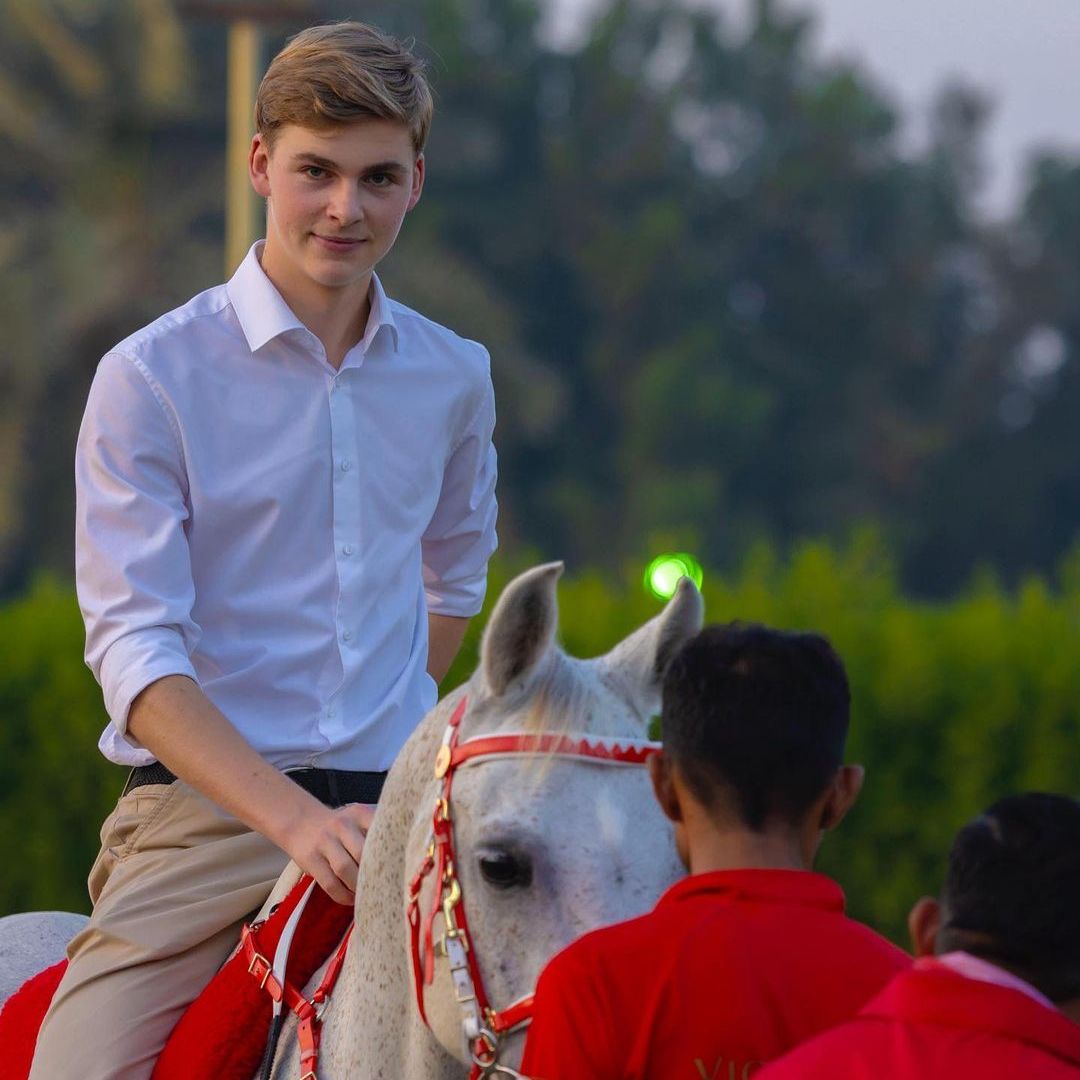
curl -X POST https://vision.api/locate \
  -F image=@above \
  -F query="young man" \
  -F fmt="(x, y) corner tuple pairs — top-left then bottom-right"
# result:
(757, 792), (1080, 1079)
(31, 22), (497, 1080)
(520, 623), (909, 1080)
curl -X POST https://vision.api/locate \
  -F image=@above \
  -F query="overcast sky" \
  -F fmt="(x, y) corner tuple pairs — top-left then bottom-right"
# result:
(544, 0), (1080, 218)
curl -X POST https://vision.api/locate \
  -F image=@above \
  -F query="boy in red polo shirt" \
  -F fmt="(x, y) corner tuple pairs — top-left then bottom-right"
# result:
(520, 623), (910, 1080)
(756, 792), (1080, 1080)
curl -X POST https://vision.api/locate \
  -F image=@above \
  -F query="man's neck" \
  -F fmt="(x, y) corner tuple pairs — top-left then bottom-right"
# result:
(296, 284), (372, 370)
(686, 826), (811, 875)
(259, 246), (372, 369)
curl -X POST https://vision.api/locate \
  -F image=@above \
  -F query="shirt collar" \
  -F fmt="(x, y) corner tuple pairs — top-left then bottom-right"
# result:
(362, 269), (399, 354)
(657, 868), (846, 913)
(226, 241), (399, 356)
(865, 959), (1080, 1065)
(937, 951), (1056, 1010)
(227, 242), (306, 353)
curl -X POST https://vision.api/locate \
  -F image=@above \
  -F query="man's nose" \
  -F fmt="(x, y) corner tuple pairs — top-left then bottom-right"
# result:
(327, 181), (363, 225)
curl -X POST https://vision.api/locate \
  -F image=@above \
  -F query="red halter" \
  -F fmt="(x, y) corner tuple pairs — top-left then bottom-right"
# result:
(406, 695), (661, 1078)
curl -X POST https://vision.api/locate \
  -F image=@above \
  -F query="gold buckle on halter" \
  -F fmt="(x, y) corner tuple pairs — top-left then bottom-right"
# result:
(443, 875), (462, 914)
(247, 951), (272, 991)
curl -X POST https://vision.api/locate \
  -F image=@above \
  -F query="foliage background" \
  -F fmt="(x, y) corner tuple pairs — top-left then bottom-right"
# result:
(4, 539), (1079, 944)
(0, 0), (1078, 943)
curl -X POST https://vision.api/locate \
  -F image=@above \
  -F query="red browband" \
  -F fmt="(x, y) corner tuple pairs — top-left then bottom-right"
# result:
(451, 732), (661, 769)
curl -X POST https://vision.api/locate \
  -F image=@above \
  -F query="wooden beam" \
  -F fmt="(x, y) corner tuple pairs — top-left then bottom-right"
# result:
(177, 1), (316, 274)
(225, 18), (262, 275)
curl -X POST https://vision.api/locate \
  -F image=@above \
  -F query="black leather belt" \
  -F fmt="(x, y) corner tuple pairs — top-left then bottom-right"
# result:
(122, 762), (387, 807)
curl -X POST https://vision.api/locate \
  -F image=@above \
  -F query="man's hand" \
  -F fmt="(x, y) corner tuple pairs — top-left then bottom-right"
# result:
(127, 677), (381, 906)
(279, 802), (376, 905)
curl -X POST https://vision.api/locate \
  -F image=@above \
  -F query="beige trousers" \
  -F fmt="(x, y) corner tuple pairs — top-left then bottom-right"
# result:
(29, 779), (290, 1080)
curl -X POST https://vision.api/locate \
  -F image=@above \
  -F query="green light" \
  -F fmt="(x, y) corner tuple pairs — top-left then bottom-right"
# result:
(644, 552), (704, 600)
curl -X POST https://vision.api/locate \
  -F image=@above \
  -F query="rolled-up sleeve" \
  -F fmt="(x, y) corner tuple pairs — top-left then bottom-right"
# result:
(421, 351), (498, 617)
(76, 352), (200, 742)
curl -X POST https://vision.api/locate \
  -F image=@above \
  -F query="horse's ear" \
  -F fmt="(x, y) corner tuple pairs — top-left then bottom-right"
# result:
(602, 577), (704, 718)
(480, 562), (563, 697)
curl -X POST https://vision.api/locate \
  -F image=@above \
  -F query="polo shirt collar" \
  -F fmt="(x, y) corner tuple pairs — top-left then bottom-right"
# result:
(658, 868), (846, 912)
(226, 241), (400, 356)
(864, 958), (1080, 1066)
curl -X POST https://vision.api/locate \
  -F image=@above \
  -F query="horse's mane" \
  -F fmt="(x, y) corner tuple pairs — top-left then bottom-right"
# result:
(519, 652), (594, 735)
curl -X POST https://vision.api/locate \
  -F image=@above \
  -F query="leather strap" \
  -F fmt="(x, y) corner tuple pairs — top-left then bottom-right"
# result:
(123, 764), (387, 806)
(242, 885), (354, 1080)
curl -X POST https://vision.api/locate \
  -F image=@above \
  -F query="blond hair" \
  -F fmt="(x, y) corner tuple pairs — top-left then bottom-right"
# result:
(255, 22), (433, 153)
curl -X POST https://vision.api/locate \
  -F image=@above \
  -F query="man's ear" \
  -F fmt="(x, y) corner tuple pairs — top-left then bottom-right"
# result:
(648, 752), (683, 824)
(249, 133), (272, 198)
(819, 764), (865, 832)
(908, 896), (942, 957)
(407, 152), (425, 212)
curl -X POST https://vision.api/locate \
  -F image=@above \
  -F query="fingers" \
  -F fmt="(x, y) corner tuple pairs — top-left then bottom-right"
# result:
(343, 801), (377, 832)
(284, 803), (380, 907)
(309, 855), (356, 906)
(332, 812), (367, 870)
(313, 805), (377, 904)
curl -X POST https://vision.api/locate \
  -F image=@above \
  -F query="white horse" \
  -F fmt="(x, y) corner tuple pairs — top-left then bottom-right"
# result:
(1, 562), (703, 1078)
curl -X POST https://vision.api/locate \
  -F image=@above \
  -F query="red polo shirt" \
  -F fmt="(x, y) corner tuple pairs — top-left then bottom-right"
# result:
(520, 869), (910, 1080)
(755, 958), (1080, 1079)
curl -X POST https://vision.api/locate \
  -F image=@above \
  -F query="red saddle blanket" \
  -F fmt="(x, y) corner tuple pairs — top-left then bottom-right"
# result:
(0, 876), (353, 1080)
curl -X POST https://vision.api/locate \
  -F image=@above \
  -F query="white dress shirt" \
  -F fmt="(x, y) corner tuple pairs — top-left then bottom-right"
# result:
(76, 242), (497, 771)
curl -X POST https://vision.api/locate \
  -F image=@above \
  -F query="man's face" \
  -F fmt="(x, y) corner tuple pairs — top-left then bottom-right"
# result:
(249, 119), (424, 298)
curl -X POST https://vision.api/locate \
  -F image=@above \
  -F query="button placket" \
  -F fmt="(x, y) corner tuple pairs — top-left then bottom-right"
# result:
(328, 373), (361, 658)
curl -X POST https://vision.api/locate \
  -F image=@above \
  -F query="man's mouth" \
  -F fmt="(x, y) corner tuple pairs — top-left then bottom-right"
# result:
(313, 234), (365, 249)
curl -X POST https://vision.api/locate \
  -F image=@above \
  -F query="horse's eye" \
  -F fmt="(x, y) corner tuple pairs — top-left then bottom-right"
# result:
(478, 850), (532, 890)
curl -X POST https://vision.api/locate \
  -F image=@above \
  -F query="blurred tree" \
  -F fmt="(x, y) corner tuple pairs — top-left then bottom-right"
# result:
(904, 152), (1080, 590)
(0, 0), (225, 594)
(1, 0), (1077, 598)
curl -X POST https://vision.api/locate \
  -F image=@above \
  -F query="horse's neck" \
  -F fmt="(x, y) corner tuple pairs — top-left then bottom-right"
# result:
(270, 698), (463, 1080)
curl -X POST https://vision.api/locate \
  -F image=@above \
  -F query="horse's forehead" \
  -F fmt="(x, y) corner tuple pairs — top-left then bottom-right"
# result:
(475, 657), (645, 736)
(457, 752), (665, 872)
(587, 665), (647, 728)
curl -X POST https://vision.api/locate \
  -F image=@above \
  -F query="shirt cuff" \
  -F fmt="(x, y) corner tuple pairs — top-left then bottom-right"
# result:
(425, 548), (497, 617)
(424, 584), (487, 618)
(98, 626), (199, 737)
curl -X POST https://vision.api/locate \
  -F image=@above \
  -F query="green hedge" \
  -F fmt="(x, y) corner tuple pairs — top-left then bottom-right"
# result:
(3, 535), (1079, 946)
(0, 578), (119, 915)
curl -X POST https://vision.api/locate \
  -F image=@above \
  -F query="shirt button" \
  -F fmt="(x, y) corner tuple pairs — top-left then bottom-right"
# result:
(342, 629), (353, 642)
(340, 459), (351, 472)
(327, 707), (336, 719)
(342, 544), (354, 556)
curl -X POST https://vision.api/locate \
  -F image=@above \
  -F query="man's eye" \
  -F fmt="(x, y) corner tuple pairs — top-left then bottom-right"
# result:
(303, 166), (327, 179)
(368, 173), (392, 187)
